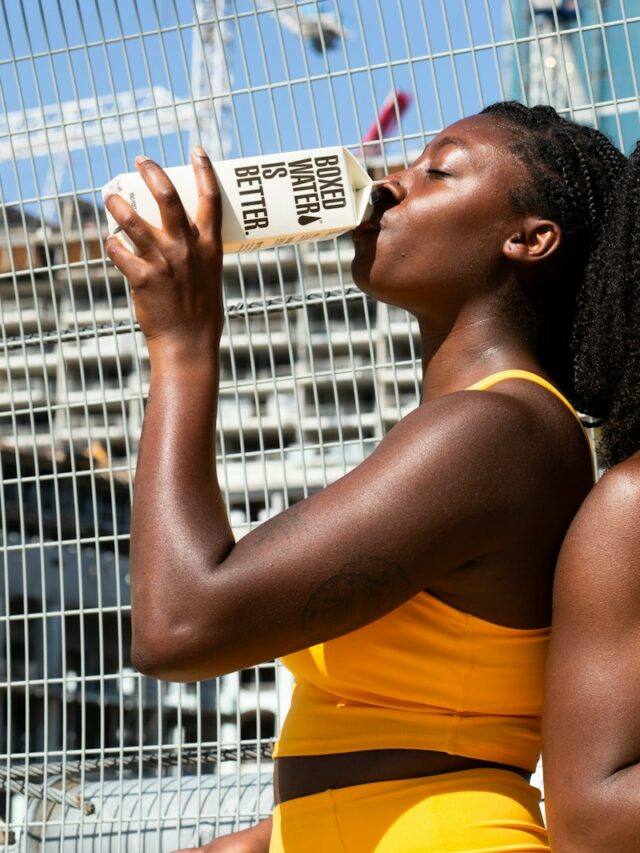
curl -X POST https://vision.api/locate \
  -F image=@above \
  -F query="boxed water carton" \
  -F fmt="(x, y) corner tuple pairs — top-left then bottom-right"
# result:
(102, 146), (382, 254)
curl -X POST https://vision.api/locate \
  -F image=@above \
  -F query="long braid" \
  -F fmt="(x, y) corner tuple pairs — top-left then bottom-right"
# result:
(574, 142), (640, 467)
(481, 102), (627, 403)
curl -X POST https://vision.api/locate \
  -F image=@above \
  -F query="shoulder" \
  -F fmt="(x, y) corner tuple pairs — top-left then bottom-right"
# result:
(554, 452), (640, 623)
(561, 452), (640, 555)
(365, 389), (572, 540)
(387, 387), (546, 449)
(590, 452), (640, 512)
(382, 387), (566, 479)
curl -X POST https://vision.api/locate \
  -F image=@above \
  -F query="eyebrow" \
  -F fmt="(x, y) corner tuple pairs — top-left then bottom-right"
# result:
(429, 136), (470, 155)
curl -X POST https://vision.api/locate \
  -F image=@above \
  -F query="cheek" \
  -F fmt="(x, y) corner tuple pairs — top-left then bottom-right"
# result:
(424, 196), (506, 270)
(352, 188), (506, 297)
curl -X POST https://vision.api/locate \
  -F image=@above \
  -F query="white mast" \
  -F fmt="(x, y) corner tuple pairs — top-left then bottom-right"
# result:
(190, 0), (234, 160)
(528, 1), (587, 110)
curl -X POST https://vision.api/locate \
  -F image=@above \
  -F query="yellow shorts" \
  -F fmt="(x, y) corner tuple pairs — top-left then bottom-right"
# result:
(269, 768), (549, 852)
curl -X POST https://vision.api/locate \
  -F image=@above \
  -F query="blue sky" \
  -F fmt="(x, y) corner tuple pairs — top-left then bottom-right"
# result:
(0, 1), (638, 218)
(0, 0), (511, 213)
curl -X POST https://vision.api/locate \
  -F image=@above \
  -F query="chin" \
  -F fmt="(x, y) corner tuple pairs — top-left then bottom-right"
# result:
(350, 261), (385, 304)
(351, 248), (421, 312)
(351, 244), (387, 296)
(350, 254), (371, 290)
(351, 271), (397, 310)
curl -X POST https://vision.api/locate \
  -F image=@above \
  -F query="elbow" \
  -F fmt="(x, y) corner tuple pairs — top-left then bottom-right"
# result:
(547, 792), (638, 853)
(130, 641), (180, 681)
(550, 823), (622, 853)
(547, 814), (600, 853)
(130, 625), (236, 682)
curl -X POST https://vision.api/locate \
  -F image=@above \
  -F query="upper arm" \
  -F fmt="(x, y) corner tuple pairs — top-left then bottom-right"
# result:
(162, 391), (556, 678)
(543, 458), (640, 846)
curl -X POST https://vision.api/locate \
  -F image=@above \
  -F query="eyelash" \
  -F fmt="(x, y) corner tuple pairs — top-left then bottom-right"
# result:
(426, 169), (449, 178)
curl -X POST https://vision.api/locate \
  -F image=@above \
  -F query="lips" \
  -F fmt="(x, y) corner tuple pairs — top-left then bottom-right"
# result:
(352, 206), (384, 240)
(352, 219), (380, 241)
(352, 185), (398, 242)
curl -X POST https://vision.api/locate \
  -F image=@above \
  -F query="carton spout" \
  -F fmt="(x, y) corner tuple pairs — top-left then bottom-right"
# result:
(355, 180), (386, 226)
(368, 180), (386, 208)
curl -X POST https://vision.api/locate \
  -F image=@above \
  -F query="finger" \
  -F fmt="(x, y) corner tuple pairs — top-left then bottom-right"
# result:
(192, 146), (222, 242)
(135, 155), (193, 237)
(105, 194), (159, 257)
(105, 235), (149, 283)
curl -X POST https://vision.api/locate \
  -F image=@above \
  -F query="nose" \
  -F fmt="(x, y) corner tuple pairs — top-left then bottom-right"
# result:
(371, 174), (407, 207)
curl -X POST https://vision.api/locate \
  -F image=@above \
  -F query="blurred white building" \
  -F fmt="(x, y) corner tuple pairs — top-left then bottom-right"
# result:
(0, 168), (422, 834)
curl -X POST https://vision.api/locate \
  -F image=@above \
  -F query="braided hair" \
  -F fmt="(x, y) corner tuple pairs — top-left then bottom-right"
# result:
(480, 102), (627, 403)
(573, 142), (640, 467)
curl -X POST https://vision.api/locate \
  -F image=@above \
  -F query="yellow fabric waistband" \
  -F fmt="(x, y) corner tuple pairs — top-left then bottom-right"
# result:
(270, 769), (549, 852)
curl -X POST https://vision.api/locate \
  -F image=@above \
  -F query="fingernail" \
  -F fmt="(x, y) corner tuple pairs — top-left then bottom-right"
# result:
(135, 154), (150, 165)
(194, 145), (207, 158)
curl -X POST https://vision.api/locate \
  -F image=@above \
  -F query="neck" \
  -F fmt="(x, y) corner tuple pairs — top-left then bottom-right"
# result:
(417, 300), (545, 403)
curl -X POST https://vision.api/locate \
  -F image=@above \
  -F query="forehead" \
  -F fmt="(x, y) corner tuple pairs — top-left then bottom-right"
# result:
(434, 114), (511, 149)
(425, 114), (524, 176)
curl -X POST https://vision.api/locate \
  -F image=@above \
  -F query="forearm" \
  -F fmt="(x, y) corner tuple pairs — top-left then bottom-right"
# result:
(174, 815), (273, 852)
(248, 816), (273, 850)
(130, 348), (234, 675)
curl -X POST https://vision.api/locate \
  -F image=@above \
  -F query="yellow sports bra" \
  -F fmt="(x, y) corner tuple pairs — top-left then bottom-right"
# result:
(274, 371), (591, 772)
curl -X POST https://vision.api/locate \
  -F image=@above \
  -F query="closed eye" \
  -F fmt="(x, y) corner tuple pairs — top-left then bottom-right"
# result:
(426, 169), (449, 179)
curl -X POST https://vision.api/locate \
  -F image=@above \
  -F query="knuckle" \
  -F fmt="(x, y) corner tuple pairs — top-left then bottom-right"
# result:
(159, 256), (173, 276)
(159, 185), (180, 206)
(123, 213), (140, 232)
(201, 186), (219, 202)
(170, 245), (189, 266)
(135, 269), (152, 289)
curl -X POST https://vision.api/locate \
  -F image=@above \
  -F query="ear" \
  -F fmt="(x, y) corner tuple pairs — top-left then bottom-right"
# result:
(502, 218), (562, 264)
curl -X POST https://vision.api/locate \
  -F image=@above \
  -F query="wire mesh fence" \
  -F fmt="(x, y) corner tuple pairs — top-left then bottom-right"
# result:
(0, 0), (638, 849)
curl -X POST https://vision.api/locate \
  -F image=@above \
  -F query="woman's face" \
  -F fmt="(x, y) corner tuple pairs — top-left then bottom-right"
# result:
(351, 114), (528, 323)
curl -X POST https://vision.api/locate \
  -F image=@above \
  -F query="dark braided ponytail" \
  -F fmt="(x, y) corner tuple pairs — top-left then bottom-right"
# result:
(574, 142), (640, 467)
(480, 102), (626, 403)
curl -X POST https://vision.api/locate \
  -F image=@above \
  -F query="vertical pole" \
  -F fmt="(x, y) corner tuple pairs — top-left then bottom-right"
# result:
(191, 0), (233, 160)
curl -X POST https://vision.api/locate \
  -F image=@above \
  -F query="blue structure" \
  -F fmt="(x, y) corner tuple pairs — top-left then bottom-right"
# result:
(506, 0), (640, 153)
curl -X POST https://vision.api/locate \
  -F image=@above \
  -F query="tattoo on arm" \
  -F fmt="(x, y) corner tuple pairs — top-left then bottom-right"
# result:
(302, 555), (410, 644)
